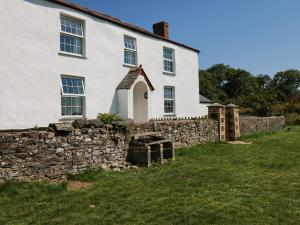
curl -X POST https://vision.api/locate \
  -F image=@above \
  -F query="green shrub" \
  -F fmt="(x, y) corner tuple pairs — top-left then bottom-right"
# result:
(239, 107), (254, 115)
(97, 113), (121, 124)
(285, 113), (300, 125)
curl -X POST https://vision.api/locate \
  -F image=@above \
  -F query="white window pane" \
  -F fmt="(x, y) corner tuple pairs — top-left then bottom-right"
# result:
(164, 87), (173, 99)
(164, 87), (175, 113)
(62, 86), (68, 94)
(61, 77), (84, 95)
(67, 86), (74, 94)
(66, 78), (72, 85)
(163, 48), (173, 60)
(61, 96), (83, 116)
(61, 97), (66, 106)
(163, 48), (174, 73)
(66, 107), (72, 116)
(61, 107), (66, 116)
(164, 60), (173, 72)
(124, 50), (136, 65)
(124, 36), (136, 50)
(66, 97), (72, 105)
(164, 100), (174, 113)
(79, 87), (84, 94)
(61, 17), (83, 36)
(60, 34), (82, 54)
(73, 87), (79, 94)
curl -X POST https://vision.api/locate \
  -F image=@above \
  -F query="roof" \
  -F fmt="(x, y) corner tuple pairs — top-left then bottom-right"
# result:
(47, 0), (199, 53)
(199, 94), (213, 103)
(117, 65), (155, 91)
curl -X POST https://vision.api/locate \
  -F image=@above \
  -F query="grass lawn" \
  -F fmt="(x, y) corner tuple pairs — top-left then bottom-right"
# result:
(1, 127), (300, 225)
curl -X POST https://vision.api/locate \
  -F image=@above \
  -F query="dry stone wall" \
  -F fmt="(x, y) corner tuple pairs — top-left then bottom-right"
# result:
(0, 122), (130, 183)
(239, 116), (285, 136)
(133, 119), (219, 148)
(0, 118), (218, 182)
(0, 116), (285, 182)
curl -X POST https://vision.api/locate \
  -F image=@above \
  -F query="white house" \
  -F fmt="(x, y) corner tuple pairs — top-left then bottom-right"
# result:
(0, 0), (207, 130)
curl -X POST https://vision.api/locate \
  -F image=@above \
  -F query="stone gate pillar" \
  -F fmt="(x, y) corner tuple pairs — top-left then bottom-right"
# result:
(208, 103), (226, 141)
(225, 104), (240, 141)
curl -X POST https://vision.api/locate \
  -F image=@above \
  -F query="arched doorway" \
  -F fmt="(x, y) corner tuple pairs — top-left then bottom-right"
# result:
(133, 81), (148, 123)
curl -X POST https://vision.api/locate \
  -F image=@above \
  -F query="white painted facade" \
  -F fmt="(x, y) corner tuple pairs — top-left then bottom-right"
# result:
(0, 0), (207, 129)
(199, 103), (211, 116)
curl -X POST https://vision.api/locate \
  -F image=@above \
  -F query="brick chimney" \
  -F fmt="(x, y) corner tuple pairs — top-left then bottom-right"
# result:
(152, 21), (169, 39)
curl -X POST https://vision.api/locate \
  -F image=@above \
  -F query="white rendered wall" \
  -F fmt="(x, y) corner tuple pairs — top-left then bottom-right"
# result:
(199, 103), (210, 116)
(117, 90), (128, 119)
(0, 0), (202, 129)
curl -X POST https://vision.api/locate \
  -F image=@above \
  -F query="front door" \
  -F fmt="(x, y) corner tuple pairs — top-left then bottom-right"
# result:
(133, 81), (148, 123)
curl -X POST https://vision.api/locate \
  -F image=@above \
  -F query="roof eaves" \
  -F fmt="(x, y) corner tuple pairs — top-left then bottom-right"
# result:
(199, 94), (213, 103)
(47, 0), (200, 53)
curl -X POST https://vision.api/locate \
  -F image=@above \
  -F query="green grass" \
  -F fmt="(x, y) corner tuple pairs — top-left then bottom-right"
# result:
(1, 127), (300, 225)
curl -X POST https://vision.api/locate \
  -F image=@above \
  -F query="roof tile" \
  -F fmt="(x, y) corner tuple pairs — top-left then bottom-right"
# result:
(117, 66), (154, 91)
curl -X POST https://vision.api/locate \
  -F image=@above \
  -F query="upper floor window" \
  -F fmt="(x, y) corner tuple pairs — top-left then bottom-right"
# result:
(163, 47), (175, 73)
(124, 36), (137, 66)
(164, 86), (175, 114)
(61, 76), (85, 116)
(60, 16), (84, 55)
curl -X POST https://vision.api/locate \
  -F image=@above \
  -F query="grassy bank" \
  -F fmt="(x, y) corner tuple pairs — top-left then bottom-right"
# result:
(1, 127), (300, 225)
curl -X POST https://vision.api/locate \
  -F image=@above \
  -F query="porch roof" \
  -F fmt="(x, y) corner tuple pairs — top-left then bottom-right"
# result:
(117, 66), (155, 91)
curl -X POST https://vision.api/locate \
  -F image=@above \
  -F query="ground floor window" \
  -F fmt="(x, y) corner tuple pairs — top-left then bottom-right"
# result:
(164, 86), (175, 114)
(61, 76), (85, 116)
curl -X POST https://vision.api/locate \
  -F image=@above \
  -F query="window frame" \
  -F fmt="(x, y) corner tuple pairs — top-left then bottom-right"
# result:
(60, 75), (86, 118)
(123, 35), (137, 67)
(163, 47), (175, 74)
(59, 15), (85, 57)
(163, 86), (176, 115)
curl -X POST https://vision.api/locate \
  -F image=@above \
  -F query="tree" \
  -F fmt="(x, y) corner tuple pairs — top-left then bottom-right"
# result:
(198, 65), (300, 117)
(271, 70), (300, 101)
(198, 69), (227, 103)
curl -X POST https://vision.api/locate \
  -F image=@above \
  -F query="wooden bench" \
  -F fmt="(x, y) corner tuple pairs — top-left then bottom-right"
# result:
(128, 139), (175, 167)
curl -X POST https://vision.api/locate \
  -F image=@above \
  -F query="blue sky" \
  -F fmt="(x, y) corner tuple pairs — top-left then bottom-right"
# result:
(69, 0), (300, 76)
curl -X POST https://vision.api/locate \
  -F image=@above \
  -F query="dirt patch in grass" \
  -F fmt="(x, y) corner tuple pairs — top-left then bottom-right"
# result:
(67, 181), (93, 191)
(227, 140), (252, 145)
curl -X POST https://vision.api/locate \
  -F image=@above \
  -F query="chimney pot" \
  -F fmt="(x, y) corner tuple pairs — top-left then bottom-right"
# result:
(152, 21), (169, 39)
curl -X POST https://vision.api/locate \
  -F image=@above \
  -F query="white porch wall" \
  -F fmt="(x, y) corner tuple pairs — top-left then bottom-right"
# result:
(0, 0), (203, 129)
(117, 89), (128, 119)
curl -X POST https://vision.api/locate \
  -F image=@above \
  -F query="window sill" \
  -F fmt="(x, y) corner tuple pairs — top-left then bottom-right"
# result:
(163, 114), (176, 117)
(163, 71), (176, 76)
(58, 52), (87, 59)
(59, 116), (84, 121)
(123, 63), (137, 68)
